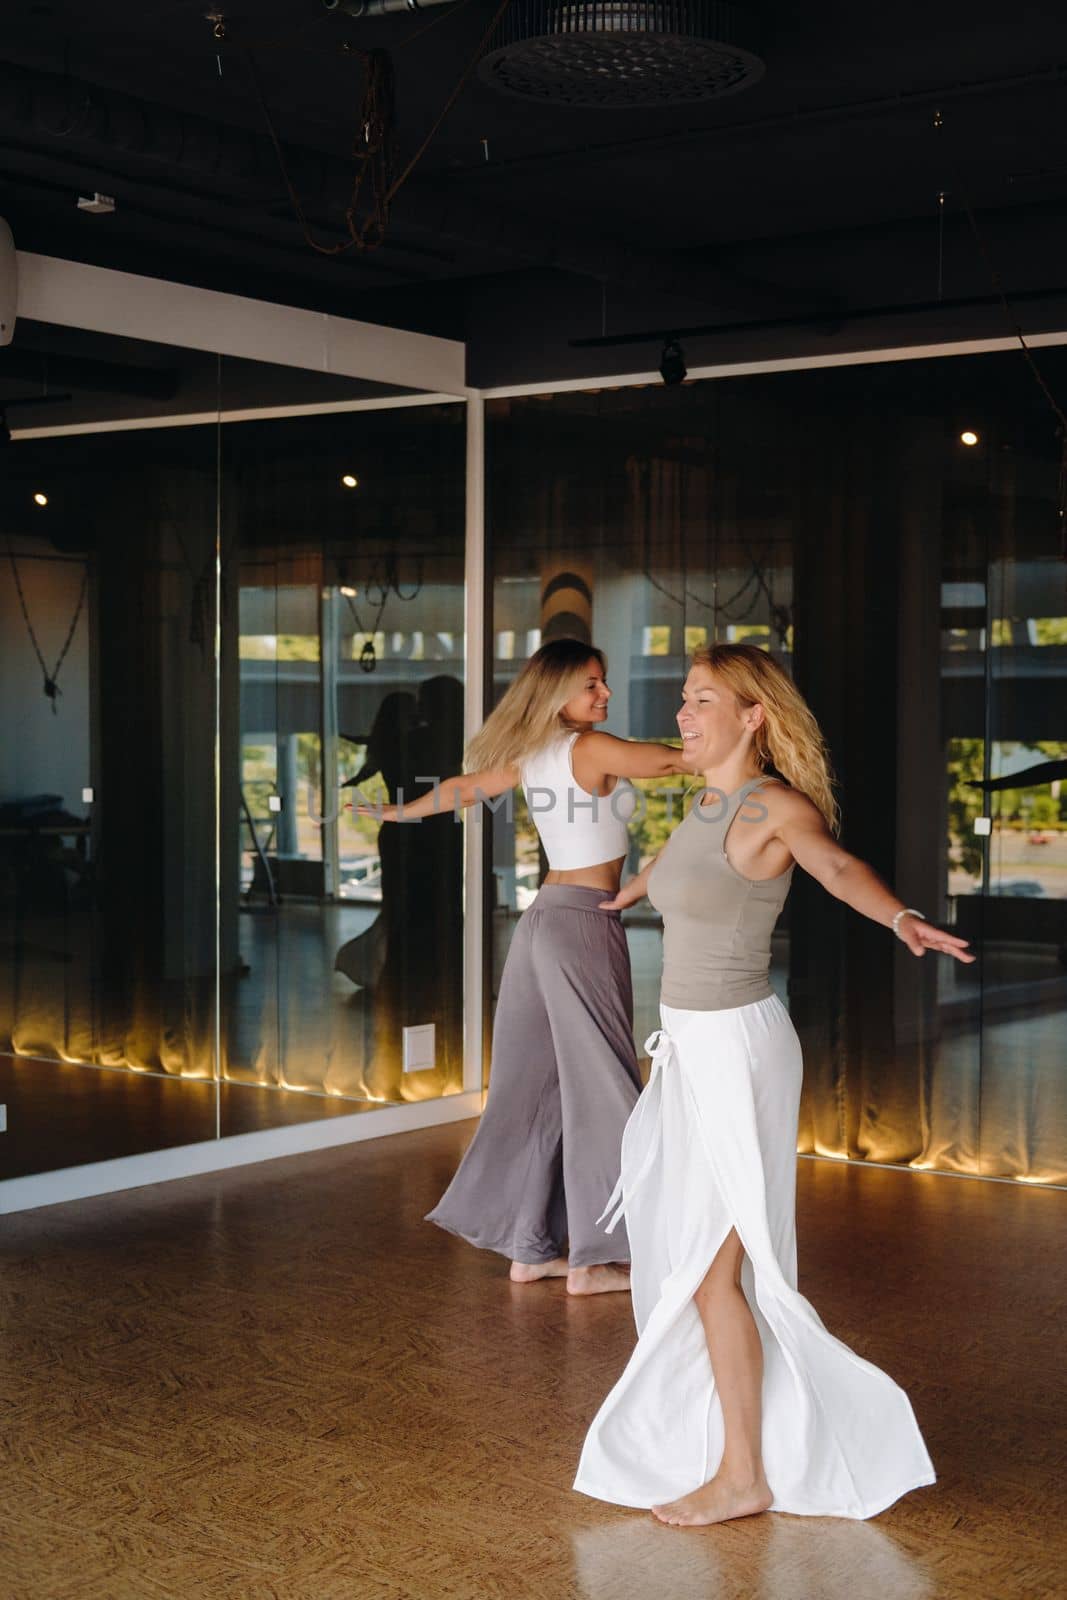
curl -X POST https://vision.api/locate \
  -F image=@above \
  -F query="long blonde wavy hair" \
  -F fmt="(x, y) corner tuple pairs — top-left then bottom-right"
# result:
(465, 638), (607, 772)
(692, 643), (840, 835)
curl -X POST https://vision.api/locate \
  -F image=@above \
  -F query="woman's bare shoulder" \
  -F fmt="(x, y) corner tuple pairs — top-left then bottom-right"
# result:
(749, 780), (822, 824)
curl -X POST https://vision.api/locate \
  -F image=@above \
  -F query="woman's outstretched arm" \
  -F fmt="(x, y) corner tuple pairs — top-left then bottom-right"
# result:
(350, 765), (519, 823)
(572, 731), (688, 790)
(774, 791), (975, 963)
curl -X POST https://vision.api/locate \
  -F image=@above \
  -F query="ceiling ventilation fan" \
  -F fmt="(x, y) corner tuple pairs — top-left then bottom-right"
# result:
(478, 0), (765, 107)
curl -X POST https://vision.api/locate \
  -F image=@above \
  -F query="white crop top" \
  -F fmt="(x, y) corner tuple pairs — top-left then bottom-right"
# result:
(520, 732), (637, 870)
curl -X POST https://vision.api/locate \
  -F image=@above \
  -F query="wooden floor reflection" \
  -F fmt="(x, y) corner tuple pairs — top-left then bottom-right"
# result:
(2, 1122), (1064, 1599)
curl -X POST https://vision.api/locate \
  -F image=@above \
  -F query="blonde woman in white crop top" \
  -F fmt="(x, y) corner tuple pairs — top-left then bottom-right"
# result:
(357, 638), (687, 1295)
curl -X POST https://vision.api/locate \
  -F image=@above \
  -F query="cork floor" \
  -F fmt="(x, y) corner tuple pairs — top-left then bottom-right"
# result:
(1, 1123), (1064, 1600)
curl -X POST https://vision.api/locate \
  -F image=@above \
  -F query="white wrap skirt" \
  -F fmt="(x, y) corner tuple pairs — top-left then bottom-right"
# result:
(574, 994), (936, 1519)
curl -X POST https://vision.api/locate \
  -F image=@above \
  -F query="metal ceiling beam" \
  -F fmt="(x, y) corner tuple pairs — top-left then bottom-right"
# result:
(15, 251), (466, 394)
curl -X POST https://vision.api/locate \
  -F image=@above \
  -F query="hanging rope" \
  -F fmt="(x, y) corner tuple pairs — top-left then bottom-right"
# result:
(341, 551), (424, 672)
(245, 48), (393, 255)
(342, 584), (389, 673)
(5, 543), (88, 712)
(381, 0), (511, 207)
(364, 550), (424, 605)
(345, 49), (395, 251)
(246, 0), (512, 258)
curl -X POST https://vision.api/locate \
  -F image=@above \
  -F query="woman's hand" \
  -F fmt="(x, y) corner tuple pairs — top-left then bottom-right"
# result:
(350, 800), (402, 823)
(600, 863), (655, 911)
(896, 915), (975, 963)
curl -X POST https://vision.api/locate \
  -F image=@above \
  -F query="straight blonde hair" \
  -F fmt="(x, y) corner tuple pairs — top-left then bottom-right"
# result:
(692, 643), (840, 834)
(465, 639), (606, 772)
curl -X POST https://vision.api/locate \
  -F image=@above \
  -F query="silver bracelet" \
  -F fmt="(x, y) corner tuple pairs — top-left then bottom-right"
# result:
(891, 907), (926, 938)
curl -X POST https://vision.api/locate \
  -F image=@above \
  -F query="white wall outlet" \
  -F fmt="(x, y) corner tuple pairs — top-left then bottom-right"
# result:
(77, 192), (116, 214)
(0, 1104), (7, 1133)
(973, 816), (992, 836)
(82, 787), (94, 804)
(402, 1023), (435, 1074)
(268, 795), (283, 813)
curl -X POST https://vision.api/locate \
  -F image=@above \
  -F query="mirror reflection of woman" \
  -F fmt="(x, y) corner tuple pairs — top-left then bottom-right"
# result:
(576, 643), (973, 1522)
(339, 681), (466, 1096)
(359, 638), (687, 1295)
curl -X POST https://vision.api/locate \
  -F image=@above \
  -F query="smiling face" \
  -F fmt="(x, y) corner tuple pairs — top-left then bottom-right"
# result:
(560, 657), (611, 727)
(677, 663), (762, 769)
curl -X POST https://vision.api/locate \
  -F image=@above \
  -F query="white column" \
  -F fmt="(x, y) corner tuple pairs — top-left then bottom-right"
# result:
(463, 395), (486, 1096)
(319, 586), (341, 899)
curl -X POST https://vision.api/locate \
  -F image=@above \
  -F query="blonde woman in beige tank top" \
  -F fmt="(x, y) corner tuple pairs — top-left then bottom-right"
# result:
(575, 644), (973, 1524)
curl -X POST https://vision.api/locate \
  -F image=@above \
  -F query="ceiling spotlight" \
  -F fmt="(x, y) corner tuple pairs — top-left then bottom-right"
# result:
(33, 491), (48, 506)
(659, 339), (687, 387)
(341, 473), (359, 488)
(960, 430), (979, 447)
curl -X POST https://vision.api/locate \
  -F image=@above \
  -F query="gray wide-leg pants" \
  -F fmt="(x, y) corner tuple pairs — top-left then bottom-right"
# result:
(426, 885), (642, 1268)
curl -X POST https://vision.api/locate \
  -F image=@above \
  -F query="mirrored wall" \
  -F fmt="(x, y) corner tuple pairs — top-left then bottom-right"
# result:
(4, 308), (1064, 1189)
(485, 387), (793, 1060)
(219, 389), (467, 1136)
(0, 315), (467, 1179)
(487, 353), (1067, 1185)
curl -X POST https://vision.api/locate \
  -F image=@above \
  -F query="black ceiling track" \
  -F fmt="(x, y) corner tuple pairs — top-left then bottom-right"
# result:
(570, 285), (1067, 349)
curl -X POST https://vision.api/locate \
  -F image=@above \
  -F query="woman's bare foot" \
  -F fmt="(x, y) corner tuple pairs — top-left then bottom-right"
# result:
(509, 1258), (569, 1283)
(651, 1472), (772, 1527)
(566, 1263), (632, 1296)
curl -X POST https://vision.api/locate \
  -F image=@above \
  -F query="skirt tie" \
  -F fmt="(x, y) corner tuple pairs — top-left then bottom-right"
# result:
(598, 1028), (677, 1235)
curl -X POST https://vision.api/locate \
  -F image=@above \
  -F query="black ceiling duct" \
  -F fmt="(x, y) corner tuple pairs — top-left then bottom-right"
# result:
(478, 0), (765, 107)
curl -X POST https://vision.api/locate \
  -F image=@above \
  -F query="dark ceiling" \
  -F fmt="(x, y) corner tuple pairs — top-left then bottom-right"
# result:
(3, 1), (1067, 385)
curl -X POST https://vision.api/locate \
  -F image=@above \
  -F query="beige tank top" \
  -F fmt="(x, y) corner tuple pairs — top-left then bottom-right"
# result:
(647, 778), (793, 1012)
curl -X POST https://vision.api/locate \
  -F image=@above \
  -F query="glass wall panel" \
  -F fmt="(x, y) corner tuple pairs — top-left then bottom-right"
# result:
(931, 370), (1067, 1182)
(928, 425), (989, 1175)
(486, 386), (793, 1078)
(487, 353), (1067, 1185)
(1, 319), (468, 1178)
(6, 301), (1063, 1188)
(0, 322), (222, 1175)
(970, 413), (1066, 1180)
(218, 390), (467, 1135)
